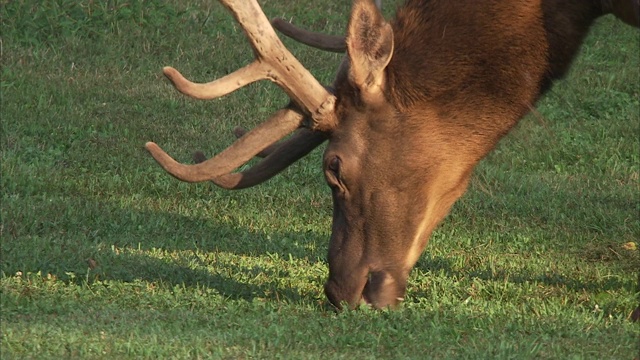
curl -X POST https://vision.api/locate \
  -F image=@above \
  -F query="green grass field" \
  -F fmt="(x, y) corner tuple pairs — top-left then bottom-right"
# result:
(1, 1), (638, 358)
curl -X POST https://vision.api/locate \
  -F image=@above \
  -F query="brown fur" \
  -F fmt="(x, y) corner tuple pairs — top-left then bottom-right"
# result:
(322, 0), (638, 309)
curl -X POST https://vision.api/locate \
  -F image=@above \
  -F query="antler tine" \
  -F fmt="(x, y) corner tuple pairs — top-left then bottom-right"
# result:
(192, 126), (277, 161)
(231, 127), (279, 158)
(209, 129), (328, 189)
(271, 18), (346, 53)
(163, 63), (265, 100)
(146, 108), (303, 183)
(269, 0), (382, 53)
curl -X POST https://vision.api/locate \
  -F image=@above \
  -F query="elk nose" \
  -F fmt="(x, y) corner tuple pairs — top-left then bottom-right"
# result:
(362, 270), (408, 309)
(324, 276), (368, 310)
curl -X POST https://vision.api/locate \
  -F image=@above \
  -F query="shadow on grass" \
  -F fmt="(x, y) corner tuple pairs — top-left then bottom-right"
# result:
(1, 191), (327, 303)
(414, 254), (635, 295)
(106, 251), (307, 303)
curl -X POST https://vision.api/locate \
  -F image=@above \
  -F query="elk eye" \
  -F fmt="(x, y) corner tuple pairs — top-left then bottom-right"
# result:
(325, 155), (343, 189)
(328, 156), (341, 175)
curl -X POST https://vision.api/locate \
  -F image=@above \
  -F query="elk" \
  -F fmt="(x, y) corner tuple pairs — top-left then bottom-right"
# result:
(145, 0), (639, 309)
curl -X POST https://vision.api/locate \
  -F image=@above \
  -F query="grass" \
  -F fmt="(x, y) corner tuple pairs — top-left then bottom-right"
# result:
(1, 0), (639, 358)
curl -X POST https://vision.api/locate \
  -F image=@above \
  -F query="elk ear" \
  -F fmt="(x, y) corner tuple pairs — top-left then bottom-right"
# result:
(346, 0), (394, 96)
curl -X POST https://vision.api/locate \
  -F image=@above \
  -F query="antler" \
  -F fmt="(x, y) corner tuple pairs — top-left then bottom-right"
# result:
(146, 0), (337, 183)
(269, 0), (382, 53)
(197, 129), (328, 189)
(272, 18), (346, 52)
(146, 108), (304, 183)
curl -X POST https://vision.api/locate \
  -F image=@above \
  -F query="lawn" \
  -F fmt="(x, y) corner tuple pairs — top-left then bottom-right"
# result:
(1, 0), (638, 359)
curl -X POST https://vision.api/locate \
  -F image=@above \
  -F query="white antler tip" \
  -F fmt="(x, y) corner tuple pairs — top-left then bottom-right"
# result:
(145, 142), (157, 150)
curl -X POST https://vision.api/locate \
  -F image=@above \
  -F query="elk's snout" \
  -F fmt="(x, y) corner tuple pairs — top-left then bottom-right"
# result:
(324, 269), (408, 310)
(362, 271), (407, 308)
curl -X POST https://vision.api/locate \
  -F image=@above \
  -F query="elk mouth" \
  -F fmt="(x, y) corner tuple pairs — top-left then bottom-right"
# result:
(326, 270), (407, 310)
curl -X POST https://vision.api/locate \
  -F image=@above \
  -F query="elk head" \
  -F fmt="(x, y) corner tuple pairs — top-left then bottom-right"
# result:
(145, 0), (638, 309)
(147, 0), (428, 309)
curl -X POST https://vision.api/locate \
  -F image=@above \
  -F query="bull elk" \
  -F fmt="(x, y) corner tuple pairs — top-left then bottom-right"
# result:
(144, 0), (639, 309)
